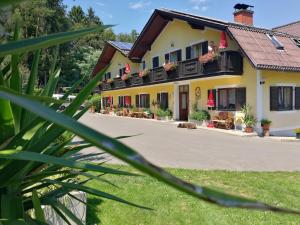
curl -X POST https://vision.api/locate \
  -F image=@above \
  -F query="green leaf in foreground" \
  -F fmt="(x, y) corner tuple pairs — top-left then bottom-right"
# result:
(0, 86), (299, 215)
(0, 25), (112, 57)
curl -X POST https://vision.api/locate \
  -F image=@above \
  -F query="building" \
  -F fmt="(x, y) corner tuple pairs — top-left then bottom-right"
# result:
(93, 4), (300, 136)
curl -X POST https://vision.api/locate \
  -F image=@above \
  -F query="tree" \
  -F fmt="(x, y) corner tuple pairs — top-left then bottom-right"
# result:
(68, 5), (86, 25)
(117, 29), (139, 43)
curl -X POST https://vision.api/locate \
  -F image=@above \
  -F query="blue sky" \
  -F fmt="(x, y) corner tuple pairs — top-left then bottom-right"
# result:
(63, 0), (300, 33)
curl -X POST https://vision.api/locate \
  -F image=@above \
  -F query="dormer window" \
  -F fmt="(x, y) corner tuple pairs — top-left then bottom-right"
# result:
(293, 38), (300, 48)
(267, 34), (284, 50)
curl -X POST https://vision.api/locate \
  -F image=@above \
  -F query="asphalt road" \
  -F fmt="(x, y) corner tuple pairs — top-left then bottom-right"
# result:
(79, 113), (300, 171)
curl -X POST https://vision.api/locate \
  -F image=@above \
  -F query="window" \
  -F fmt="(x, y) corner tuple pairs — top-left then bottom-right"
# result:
(152, 57), (159, 68)
(293, 38), (300, 48)
(142, 60), (146, 70)
(296, 87), (300, 110)
(217, 88), (246, 111)
(267, 34), (284, 50)
(118, 96), (131, 108)
(186, 41), (208, 60)
(270, 86), (293, 111)
(157, 92), (168, 110)
(119, 67), (126, 77)
(103, 96), (113, 108)
(104, 72), (111, 80)
(165, 49), (182, 63)
(135, 94), (150, 108)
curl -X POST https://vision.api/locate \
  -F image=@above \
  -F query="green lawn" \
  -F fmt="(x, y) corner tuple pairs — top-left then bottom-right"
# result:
(86, 166), (300, 225)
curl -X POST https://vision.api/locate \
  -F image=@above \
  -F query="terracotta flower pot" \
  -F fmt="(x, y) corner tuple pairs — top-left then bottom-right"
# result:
(262, 124), (270, 136)
(245, 127), (253, 133)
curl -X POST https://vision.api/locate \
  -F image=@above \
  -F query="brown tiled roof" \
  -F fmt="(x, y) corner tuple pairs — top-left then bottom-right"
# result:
(228, 24), (300, 72)
(273, 21), (300, 37)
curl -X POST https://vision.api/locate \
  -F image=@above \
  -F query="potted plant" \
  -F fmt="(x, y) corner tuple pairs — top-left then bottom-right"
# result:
(106, 78), (113, 84)
(163, 62), (177, 73)
(88, 94), (101, 113)
(151, 100), (159, 119)
(121, 73), (131, 81)
(156, 108), (172, 121)
(139, 69), (150, 78)
(261, 119), (272, 136)
(189, 110), (211, 127)
(294, 128), (300, 139)
(242, 105), (257, 133)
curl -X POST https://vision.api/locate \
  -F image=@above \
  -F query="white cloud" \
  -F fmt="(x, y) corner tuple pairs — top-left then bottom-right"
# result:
(95, 1), (105, 7)
(189, 0), (209, 12)
(129, 1), (151, 10)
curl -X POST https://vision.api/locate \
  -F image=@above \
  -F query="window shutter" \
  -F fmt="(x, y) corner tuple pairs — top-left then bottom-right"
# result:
(136, 95), (139, 108)
(152, 57), (159, 68)
(163, 93), (168, 110)
(295, 87), (300, 110)
(202, 41), (208, 55)
(165, 54), (169, 63)
(207, 89), (216, 110)
(146, 94), (150, 108)
(270, 87), (279, 111)
(177, 50), (182, 62)
(236, 88), (246, 111)
(157, 93), (160, 105)
(186, 46), (192, 60)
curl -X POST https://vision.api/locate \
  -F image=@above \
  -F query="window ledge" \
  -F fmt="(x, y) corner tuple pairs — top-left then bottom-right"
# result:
(272, 110), (298, 114)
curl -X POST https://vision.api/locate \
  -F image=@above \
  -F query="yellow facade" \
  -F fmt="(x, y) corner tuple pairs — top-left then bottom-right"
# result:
(262, 70), (300, 132)
(106, 51), (139, 78)
(142, 19), (238, 69)
(101, 18), (300, 136)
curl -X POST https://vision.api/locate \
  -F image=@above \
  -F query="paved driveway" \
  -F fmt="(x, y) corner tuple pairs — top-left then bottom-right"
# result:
(79, 113), (300, 171)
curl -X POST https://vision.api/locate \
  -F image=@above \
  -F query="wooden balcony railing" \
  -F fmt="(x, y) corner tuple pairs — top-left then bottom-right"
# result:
(100, 50), (243, 91)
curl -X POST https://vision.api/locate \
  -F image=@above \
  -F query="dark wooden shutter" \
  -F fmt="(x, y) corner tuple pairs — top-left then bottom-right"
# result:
(157, 93), (161, 105)
(186, 46), (191, 60)
(152, 57), (159, 68)
(177, 50), (182, 62)
(146, 94), (150, 108)
(135, 95), (139, 108)
(165, 54), (169, 63)
(207, 89), (216, 110)
(236, 88), (246, 111)
(162, 93), (168, 110)
(270, 87), (279, 111)
(295, 87), (300, 110)
(202, 41), (208, 55)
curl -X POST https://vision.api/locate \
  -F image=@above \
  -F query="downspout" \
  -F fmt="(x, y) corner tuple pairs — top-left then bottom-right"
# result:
(256, 69), (263, 133)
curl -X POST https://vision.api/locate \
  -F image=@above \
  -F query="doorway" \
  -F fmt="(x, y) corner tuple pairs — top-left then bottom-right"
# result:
(179, 85), (189, 121)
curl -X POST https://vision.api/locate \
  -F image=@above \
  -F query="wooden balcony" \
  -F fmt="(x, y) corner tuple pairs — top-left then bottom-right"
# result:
(101, 50), (243, 91)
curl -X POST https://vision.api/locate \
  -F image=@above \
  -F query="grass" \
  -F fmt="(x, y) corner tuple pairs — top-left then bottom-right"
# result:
(86, 166), (300, 225)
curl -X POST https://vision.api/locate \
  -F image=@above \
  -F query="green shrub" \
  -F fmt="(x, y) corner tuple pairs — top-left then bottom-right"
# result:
(189, 110), (210, 121)
(89, 94), (101, 111)
(261, 119), (272, 126)
(157, 108), (172, 117)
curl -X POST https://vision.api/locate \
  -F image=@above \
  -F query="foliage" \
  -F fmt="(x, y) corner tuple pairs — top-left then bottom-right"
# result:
(242, 104), (257, 128)
(163, 62), (177, 72)
(156, 108), (172, 118)
(260, 119), (272, 126)
(138, 69), (150, 78)
(294, 128), (300, 134)
(88, 94), (101, 111)
(190, 110), (210, 121)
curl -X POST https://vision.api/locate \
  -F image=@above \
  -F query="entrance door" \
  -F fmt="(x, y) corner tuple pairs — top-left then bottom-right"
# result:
(179, 85), (189, 121)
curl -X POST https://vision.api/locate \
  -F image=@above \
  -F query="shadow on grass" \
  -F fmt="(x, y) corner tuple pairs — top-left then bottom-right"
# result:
(86, 197), (104, 225)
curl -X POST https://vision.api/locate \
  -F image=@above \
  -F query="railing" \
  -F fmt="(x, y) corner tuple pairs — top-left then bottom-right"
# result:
(100, 50), (243, 91)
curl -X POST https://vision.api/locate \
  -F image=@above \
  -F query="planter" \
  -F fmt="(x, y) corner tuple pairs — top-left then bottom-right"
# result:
(158, 116), (171, 121)
(262, 124), (270, 136)
(90, 106), (96, 113)
(245, 127), (254, 133)
(296, 133), (300, 139)
(188, 119), (203, 127)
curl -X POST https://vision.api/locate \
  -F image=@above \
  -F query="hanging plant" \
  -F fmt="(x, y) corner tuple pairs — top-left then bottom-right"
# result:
(106, 78), (113, 83)
(121, 73), (131, 81)
(163, 62), (177, 72)
(138, 69), (150, 78)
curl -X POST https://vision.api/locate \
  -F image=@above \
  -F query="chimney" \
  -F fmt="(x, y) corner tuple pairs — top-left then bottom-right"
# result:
(233, 3), (254, 26)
